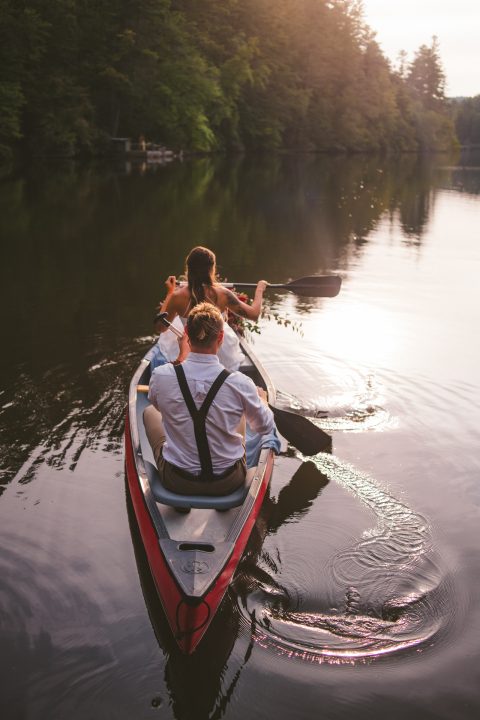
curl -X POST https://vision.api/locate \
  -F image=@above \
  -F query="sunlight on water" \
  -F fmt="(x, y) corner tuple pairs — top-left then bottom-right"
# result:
(306, 299), (401, 369)
(275, 361), (396, 433)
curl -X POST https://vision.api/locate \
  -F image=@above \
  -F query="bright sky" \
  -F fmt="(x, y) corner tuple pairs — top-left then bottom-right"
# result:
(361, 0), (478, 97)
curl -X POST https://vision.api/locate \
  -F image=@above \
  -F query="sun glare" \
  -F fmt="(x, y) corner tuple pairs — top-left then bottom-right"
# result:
(305, 299), (401, 370)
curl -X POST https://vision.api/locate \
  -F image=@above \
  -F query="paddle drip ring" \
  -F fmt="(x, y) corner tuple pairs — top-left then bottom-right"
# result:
(175, 597), (211, 639)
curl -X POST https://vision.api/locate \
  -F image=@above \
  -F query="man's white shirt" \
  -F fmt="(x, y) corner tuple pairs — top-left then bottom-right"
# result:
(148, 353), (275, 474)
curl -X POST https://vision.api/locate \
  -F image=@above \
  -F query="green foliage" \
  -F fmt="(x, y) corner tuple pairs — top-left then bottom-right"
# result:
(0, 0), (458, 162)
(453, 96), (480, 145)
(0, 82), (24, 160)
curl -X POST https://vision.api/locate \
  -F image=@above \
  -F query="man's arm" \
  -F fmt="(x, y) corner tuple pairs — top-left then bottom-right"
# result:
(148, 364), (174, 410)
(240, 377), (275, 435)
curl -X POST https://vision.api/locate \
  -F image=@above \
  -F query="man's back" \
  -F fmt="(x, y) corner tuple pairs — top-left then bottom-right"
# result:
(148, 352), (274, 475)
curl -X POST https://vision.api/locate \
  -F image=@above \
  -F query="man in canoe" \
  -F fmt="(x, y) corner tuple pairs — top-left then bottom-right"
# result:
(144, 302), (275, 496)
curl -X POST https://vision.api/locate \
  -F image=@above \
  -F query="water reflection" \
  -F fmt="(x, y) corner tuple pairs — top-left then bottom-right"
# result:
(0, 529), (123, 719)
(1, 152), (475, 392)
(0, 337), (146, 496)
(266, 459), (330, 532)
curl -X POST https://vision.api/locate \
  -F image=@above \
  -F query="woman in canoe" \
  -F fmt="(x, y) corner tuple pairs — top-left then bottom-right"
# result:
(154, 246), (268, 370)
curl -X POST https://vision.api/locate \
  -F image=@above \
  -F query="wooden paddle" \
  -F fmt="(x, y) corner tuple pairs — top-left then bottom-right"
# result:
(222, 275), (342, 298)
(151, 314), (332, 456)
(176, 275), (342, 297)
(268, 404), (331, 455)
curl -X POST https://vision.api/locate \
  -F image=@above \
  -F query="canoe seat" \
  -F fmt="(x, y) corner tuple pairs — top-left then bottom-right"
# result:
(145, 461), (250, 510)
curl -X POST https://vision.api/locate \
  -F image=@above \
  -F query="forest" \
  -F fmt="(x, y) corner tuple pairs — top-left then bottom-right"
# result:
(453, 96), (480, 146)
(0, 0), (458, 162)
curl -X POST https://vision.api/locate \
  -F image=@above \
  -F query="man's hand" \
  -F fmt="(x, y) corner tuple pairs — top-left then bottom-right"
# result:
(257, 386), (268, 404)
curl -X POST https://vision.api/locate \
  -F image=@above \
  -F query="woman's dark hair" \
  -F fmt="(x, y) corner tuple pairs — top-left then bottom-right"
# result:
(187, 302), (223, 347)
(185, 246), (218, 307)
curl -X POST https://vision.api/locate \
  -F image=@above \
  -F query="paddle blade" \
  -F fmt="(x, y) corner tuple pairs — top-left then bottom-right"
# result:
(271, 405), (332, 455)
(286, 275), (342, 298)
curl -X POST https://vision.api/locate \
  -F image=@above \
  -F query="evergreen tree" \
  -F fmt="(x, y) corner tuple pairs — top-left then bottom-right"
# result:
(407, 37), (446, 108)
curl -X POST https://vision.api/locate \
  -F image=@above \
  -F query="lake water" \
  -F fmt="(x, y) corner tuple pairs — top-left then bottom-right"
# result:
(1, 152), (479, 719)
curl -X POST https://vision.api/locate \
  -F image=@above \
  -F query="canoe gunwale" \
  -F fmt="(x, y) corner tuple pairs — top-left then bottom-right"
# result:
(127, 357), (169, 541)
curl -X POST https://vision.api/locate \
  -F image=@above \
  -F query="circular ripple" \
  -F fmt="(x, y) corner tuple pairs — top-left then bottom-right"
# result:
(275, 365), (394, 433)
(235, 455), (458, 664)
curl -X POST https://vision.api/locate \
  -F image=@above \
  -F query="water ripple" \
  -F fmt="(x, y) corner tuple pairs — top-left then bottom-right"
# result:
(0, 338), (150, 491)
(237, 455), (456, 663)
(276, 368), (394, 432)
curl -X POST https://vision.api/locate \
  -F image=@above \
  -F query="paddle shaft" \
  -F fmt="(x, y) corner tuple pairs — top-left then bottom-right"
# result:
(223, 280), (335, 289)
(176, 275), (342, 298)
(154, 312), (184, 337)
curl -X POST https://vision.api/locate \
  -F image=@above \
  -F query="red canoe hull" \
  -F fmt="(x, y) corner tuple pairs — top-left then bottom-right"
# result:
(125, 410), (274, 653)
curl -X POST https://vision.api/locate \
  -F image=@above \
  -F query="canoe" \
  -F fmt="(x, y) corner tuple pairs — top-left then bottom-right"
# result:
(124, 334), (276, 654)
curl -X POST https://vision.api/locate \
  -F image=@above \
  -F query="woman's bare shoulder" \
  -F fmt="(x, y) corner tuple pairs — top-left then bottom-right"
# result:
(165, 286), (190, 310)
(211, 284), (232, 309)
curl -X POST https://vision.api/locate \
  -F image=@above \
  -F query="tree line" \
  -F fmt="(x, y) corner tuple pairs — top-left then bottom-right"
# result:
(0, 0), (457, 162)
(453, 96), (480, 146)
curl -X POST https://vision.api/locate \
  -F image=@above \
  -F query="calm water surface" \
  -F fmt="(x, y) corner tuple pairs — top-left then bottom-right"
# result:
(1, 153), (479, 719)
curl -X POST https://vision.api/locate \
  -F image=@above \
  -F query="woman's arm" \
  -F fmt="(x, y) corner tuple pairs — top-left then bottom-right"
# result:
(154, 277), (191, 362)
(224, 280), (268, 321)
(154, 276), (180, 333)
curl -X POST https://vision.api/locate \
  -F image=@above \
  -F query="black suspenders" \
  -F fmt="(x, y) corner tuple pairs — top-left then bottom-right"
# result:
(173, 364), (230, 479)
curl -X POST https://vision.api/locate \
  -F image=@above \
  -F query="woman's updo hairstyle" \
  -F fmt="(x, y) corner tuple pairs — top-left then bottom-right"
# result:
(185, 246), (217, 306)
(186, 302), (223, 348)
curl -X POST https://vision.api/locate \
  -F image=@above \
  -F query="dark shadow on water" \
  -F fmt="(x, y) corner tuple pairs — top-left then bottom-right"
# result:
(266, 460), (330, 533)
